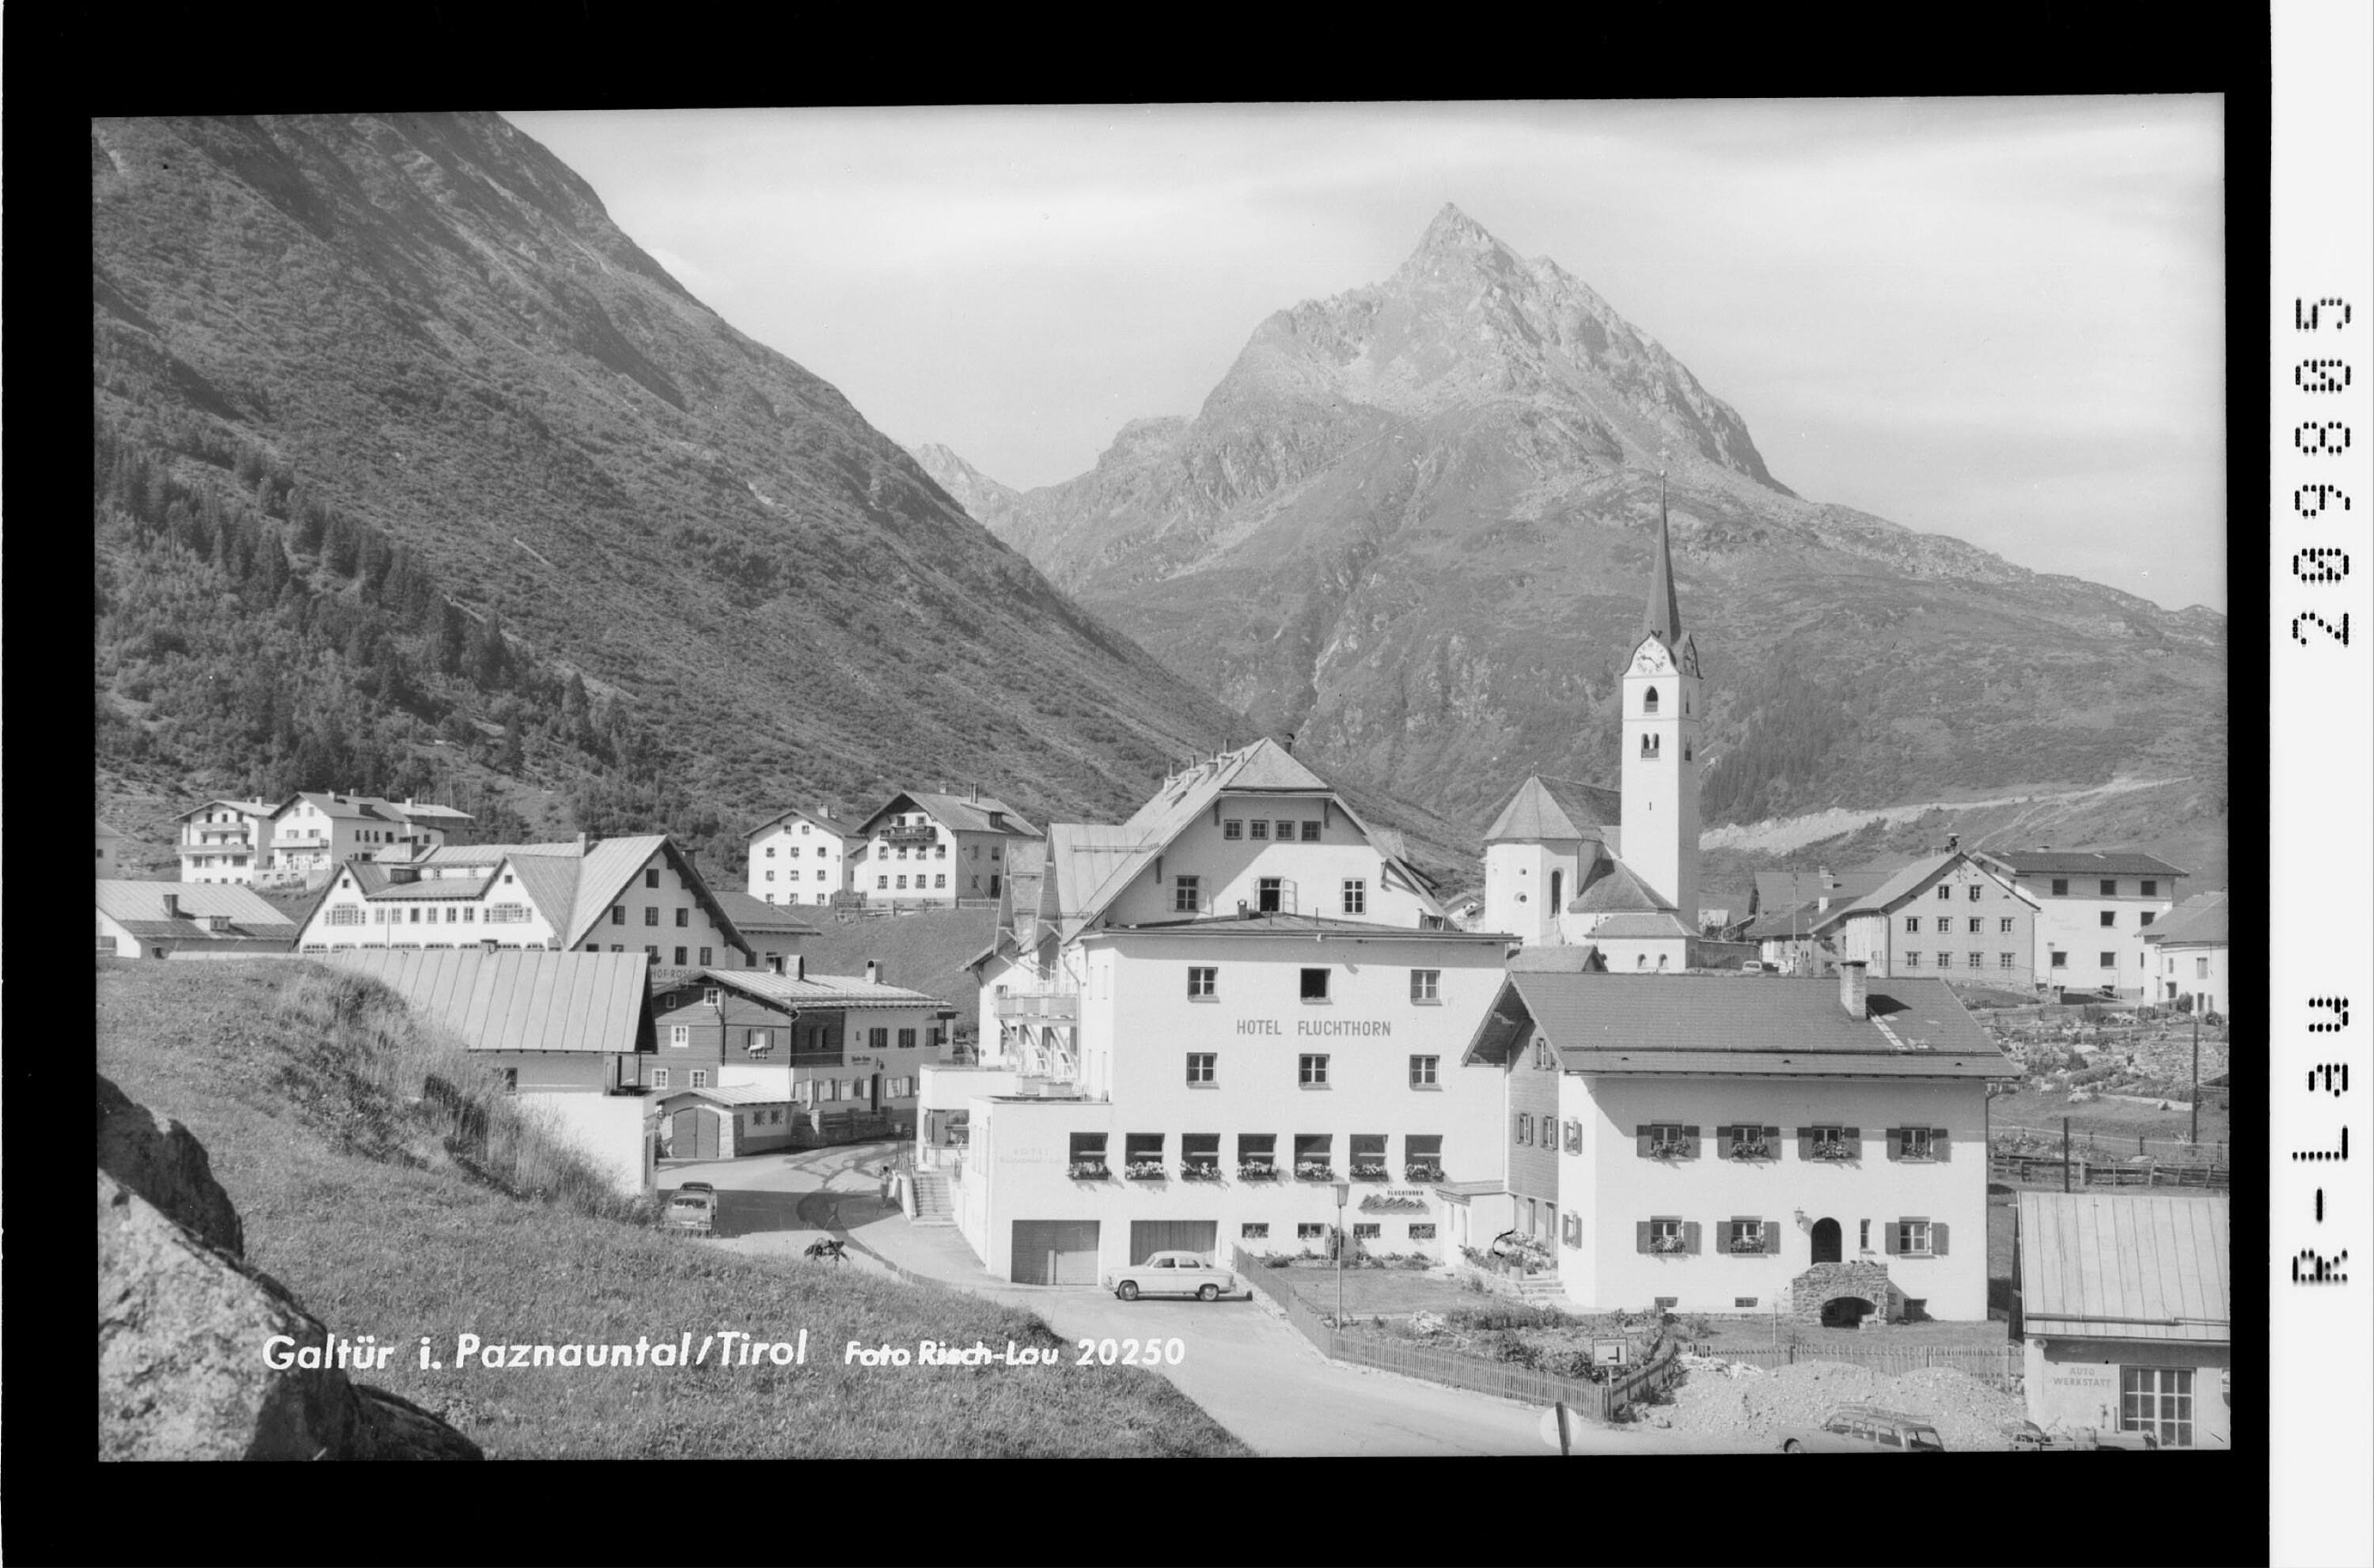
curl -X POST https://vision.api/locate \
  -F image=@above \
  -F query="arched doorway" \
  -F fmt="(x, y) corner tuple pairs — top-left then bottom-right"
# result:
(1811, 1217), (1842, 1263)
(1820, 1296), (1875, 1328)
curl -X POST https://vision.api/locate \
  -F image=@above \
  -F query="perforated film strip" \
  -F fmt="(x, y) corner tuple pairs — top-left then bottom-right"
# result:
(2274, 5), (2372, 1562)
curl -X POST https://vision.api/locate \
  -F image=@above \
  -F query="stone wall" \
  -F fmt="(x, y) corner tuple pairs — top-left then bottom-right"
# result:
(1787, 1260), (1895, 1324)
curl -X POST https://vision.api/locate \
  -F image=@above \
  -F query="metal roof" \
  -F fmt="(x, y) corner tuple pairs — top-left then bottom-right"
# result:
(96, 880), (298, 937)
(2142, 890), (2228, 947)
(1479, 971), (2014, 1078)
(653, 1083), (784, 1108)
(1507, 945), (1604, 972)
(1483, 775), (1621, 843)
(696, 967), (941, 1009)
(1568, 858), (1671, 915)
(1750, 867), (1893, 916)
(1087, 913), (1507, 942)
(744, 804), (855, 842)
(316, 949), (654, 1055)
(1583, 911), (1697, 939)
(2016, 1192), (2230, 1344)
(1811, 850), (2037, 932)
(855, 789), (1045, 840)
(713, 888), (823, 935)
(1978, 850), (2190, 879)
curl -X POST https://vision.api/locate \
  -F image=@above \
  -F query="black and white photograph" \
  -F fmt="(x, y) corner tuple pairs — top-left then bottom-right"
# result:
(94, 99), (2239, 1479)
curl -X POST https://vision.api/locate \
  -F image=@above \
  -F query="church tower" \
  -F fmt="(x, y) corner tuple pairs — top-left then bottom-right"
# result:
(1618, 474), (1701, 926)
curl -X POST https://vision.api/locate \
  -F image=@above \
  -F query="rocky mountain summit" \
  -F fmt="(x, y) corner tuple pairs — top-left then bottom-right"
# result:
(916, 206), (2225, 839)
(98, 1074), (482, 1460)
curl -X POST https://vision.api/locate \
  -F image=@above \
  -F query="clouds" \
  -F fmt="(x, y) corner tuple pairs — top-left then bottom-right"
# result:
(509, 100), (2225, 612)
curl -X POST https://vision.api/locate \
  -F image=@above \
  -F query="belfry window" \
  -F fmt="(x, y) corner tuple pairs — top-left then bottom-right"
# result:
(1644, 686), (1661, 715)
(1640, 733), (1661, 759)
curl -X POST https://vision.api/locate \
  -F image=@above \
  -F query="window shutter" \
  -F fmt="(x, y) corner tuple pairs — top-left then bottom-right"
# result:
(1883, 1222), (1902, 1255)
(1681, 1125), (1699, 1160)
(1636, 1221), (1651, 1254)
(1796, 1127), (1812, 1161)
(1682, 1221), (1701, 1255)
(1931, 1222), (1950, 1256)
(1844, 1126), (1860, 1144)
(1932, 1128), (1951, 1163)
(1887, 1127), (1904, 1161)
(1715, 1126), (1732, 1161)
(1716, 1221), (1732, 1252)
(1765, 1219), (1783, 1255)
(1763, 1125), (1780, 1146)
(1636, 1125), (1652, 1159)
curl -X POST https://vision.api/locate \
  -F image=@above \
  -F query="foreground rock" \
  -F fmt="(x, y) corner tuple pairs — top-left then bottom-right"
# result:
(97, 1077), (482, 1460)
(97, 1072), (245, 1256)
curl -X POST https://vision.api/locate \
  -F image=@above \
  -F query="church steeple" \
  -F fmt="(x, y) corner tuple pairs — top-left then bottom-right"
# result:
(1640, 470), (1684, 650)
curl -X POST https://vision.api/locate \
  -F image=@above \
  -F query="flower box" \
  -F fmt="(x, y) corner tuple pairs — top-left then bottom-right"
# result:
(1349, 1163), (1389, 1181)
(1180, 1164), (1222, 1182)
(1648, 1142), (1686, 1161)
(1730, 1141), (1772, 1161)
(1809, 1142), (1855, 1163)
(1067, 1161), (1110, 1181)
(1728, 1237), (1765, 1255)
(1295, 1162), (1337, 1181)
(1649, 1236), (1688, 1255)
(1125, 1161), (1166, 1180)
(1237, 1163), (1278, 1180)
(1404, 1164), (1444, 1183)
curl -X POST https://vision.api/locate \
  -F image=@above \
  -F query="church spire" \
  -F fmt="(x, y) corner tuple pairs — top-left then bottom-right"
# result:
(1640, 469), (1684, 649)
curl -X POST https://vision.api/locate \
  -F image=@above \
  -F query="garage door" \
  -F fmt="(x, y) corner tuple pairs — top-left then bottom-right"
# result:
(671, 1108), (719, 1161)
(1011, 1220), (1101, 1286)
(1130, 1219), (1219, 1266)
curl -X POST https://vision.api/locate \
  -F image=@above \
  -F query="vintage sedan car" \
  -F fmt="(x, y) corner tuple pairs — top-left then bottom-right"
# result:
(1104, 1251), (1238, 1301)
(661, 1181), (718, 1236)
(1777, 1403), (1946, 1452)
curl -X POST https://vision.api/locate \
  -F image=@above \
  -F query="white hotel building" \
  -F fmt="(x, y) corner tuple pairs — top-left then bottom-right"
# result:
(919, 740), (1515, 1284)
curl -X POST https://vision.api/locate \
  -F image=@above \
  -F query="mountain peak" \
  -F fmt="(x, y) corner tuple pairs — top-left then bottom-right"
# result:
(1409, 202), (1504, 263)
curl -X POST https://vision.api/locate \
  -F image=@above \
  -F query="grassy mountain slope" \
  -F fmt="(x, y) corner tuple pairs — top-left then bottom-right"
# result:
(96, 959), (1248, 1459)
(91, 113), (1250, 873)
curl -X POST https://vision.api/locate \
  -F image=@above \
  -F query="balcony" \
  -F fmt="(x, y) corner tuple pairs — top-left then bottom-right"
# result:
(785, 1051), (846, 1068)
(995, 992), (1079, 1024)
(881, 824), (941, 847)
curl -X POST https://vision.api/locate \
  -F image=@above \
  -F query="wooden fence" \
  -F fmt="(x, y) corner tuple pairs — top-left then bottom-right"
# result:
(1231, 1249), (1679, 1422)
(1686, 1343), (2022, 1386)
(1989, 1146), (2229, 1191)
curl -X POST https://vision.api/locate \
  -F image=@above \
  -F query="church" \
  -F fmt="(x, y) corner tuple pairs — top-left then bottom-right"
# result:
(1481, 479), (1703, 971)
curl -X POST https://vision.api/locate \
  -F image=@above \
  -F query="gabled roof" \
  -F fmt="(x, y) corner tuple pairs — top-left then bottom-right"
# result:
(1472, 971), (2013, 1079)
(2016, 1192), (2229, 1344)
(502, 854), (584, 934)
(1568, 858), (1671, 915)
(713, 888), (823, 937)
(97, 879), (298, 939)
(692, 967), (942, 1010)
(2143, 890), (2228, 947)
(281, 790), (408, 823)
(174, 797), (277, 823)
(562, 835), (749, 956)
(654, 1083), (784, 1108)
(1483, 775), (1620, 843)
(798, 907), (996, 1017)
(745, 804), (855, 842)
(855, 790), (1044, 839)
(1811, 850), (2036, 933)
(1507, 944), (1603, 973)
(1581, 911), (1696, 940)
(419, 840), (589, 864)
(1087, 912), (1504, 942)
(1750, 867), (1892, 916)
(1977, 849), (2190, 879)
(316, 949), (655, 1055)
(1035, 740), (1443, 944)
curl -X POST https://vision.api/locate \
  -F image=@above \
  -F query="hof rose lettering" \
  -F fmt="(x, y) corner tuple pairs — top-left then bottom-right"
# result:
(845, 1339), (1061, 1367)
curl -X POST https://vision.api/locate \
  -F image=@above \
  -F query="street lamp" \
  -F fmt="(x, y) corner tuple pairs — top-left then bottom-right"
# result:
(1333, 1179), (1351, 1327)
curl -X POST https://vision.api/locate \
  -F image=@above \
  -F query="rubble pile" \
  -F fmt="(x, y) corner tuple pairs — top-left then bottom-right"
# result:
(1657, 1359), (2024, 1451)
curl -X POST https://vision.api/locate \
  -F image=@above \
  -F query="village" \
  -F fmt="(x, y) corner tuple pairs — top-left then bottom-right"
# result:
(96, 495), (2231, 1454)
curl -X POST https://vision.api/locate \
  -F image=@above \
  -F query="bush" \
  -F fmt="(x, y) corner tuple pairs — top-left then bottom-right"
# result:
(1447, 1302), (1568, 1332)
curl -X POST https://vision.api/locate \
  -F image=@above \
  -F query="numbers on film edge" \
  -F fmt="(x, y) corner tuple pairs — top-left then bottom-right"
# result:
(2292, 994), (2354, 1286)
(2289, 298), (2357, 646)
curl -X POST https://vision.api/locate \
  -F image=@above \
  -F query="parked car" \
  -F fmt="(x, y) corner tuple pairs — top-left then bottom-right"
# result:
(1104, 1251), (1238, 1301)
(661, 1181), (717, 1237)
(2003, 1419), (2158, 1451)
(1777, 1403), (1946, 1452)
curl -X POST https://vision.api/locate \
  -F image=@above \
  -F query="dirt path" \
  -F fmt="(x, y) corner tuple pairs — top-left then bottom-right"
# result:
(1703, 775), (2190, 857)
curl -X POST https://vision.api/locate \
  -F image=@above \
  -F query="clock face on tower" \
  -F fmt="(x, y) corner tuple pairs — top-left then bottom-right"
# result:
(1631, 641), (1674, 676)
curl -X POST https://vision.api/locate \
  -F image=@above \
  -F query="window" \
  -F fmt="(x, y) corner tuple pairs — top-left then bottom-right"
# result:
(1250, 820), (1270, 841)
(2050, 950), (2068, 969)
(1644, 1218), (1689, 1256)
(2121, 1367), (2194, 1448)
(2000, 953), (2016, 969)
(745, 1028), (772, 1053)
(1241, 1222), (1270, 1240)
(1409, 1055), (1439, 1088)
(1965, 951), (1981, 969)
(704, 987), (722, 1006)
(1410, 1224), (1437, 1240)
(2051, 878), (2069, 896)
(1936, 952), (1952, 969)
(1968, 884), (1983, 901)
(2100, 910), (2117, 928)
(1410, 969), (1440, 1002)
(1803, 1125), (1856, 1161)
(1352, 1223), (1381, 1240)
(644, 907), (659, 926)
(651, 1068), (670, 1090)
(1643, 686), (1659, 714)
(699, 947), (712, 965)
(1936, 884), (1951, 902)
(1300, 968), (1329, 1001)
(2099, 951), (2116, 969)
(2000, 916), (2016, 934)
(328, 905), (362, 926)
(2140, 910), (2156, 927)
(1259, 878), (1282, 913)
(1860, 1220), (1872, 1251)
(869, 1028), (889, 1050)
(1515, 1112), (1534, 1145)
(644, 945), (658, 958)
(2140, 879), (2158, 897)
(1904, 916), (1920, 933)
(1725, 1219), (1767, 1255)
(766, 847), (777, 858)
(1293, 1134), (1333, 1176)
(2196, 956), (2210, 979)
(1341, 879), (1366, 915)
(1896, 1127), (1937, 1161)
(1297, 1223), (1327, 1242)
(1300, 821), (1321, 842)
(646, 869), (661, 889)
(1967, 917), (1983, 934)
(1238, 1133), (1276, 1175)
(1223, 819), (1242, 840)
(669, 1025), (690, 1049)
(689, 1070), (709, 1089)
(1890, 1218), (1936, 1256)
(1405, 1134), (1443, 1180)
(1299, 1054), (1329, 1087)
(1906, 952), (1921, 968)
(1185, 1052), (1215, 1085)
(935, 846), (946, 859)
(1640, 1122), (1691, 1158)
(1640, 733), (1659, 758)
(673, 947), (688, 966)
(2099, 878), (2118, 896)
(1124, 1133), (1164, 1178)
(877, 876), (888, 890)
(1174, 875), (1200, 913)
(897, 876), (908, 890)
(1722, 1123), (1776, 1160)
(1187, 965), (1218, 999)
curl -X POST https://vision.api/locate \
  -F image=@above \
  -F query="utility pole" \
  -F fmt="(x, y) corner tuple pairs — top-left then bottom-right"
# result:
(2190, 1013), (2201, 1146)
(2062, 1116), (2072, 1194)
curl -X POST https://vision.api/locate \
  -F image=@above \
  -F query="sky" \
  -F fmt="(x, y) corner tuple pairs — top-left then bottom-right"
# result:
(509, 101), (2227, 613)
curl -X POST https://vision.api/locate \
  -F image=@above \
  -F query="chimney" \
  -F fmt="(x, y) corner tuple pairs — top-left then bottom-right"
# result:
(865, 959), (881, 986)
(1281, 732), (1296, 756)
(794, 953), (806, 982)
(1947, 832), (1959, 853)
(1839, 960), (1869, 1021)
(969, 783), (979, 805)
(481, 938), (499, 953)
(162, 892), (181, 920)
(576, 831), (589, 856)
(1815, 865), (1833, 913)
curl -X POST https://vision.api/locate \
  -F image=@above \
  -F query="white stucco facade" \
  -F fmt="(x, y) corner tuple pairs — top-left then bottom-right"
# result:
(748, 810), (854, 907)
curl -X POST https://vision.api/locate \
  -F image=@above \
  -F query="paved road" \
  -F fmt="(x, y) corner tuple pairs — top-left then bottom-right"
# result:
(662, 1145), (1753, 1456)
